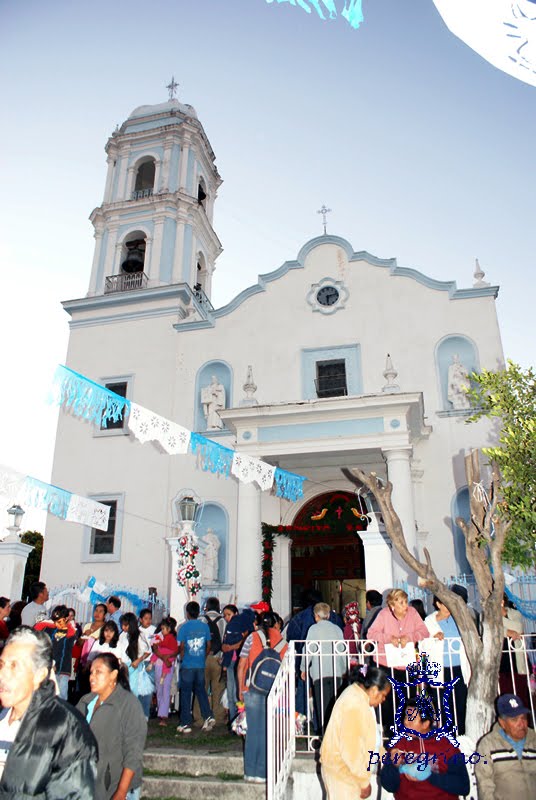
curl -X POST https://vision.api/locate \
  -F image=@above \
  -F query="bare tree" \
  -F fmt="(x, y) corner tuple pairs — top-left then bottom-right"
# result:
(347, 449), (510, 744)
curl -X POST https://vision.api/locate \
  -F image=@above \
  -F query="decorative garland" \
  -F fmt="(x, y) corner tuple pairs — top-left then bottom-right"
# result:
(176, 534), (201, 596)
(51, 365), (305, 502)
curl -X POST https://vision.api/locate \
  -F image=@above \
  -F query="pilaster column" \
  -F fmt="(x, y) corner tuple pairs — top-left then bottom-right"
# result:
(153, 160), (162, 194)
(166, 536), (190, 624)
(88, 228), (104, 295)
(102, 225), (119, 281)
(150, 217), (165, 282)
(383, 447), (418, 559)
(235, 481), (262, 606)
(143, 236), (153, 282)
(103, 155), (116, 204)
(0, 540), (34, 600)
(179, 139), (191, 190)
(126, 166), (136, 199)
(159, 141), (173, 192)
(361, 512), (393, 594)
(117, 155), (129, 201)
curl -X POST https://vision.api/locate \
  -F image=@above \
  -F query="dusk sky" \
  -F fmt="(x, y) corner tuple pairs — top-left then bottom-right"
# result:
(1, 0), (534, 532)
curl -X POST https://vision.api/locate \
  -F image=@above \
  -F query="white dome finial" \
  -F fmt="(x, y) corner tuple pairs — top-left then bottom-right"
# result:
(382, 353), (400, 393)
(473, 258), (490, 288)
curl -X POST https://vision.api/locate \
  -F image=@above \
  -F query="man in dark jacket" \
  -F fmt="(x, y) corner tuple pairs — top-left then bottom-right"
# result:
(0, 626), (97, 798)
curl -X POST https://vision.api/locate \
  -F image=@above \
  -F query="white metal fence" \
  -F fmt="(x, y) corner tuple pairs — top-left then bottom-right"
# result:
(267, 635), (536, 798)
(267, 647), (296, 800)
(47, 583), (168, 626)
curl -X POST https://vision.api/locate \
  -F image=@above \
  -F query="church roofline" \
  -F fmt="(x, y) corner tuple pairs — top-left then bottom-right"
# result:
(176, 234), (499, 331)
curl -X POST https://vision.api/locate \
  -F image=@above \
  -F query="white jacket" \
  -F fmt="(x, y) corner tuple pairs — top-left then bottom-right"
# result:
(424, 611), (471, 685)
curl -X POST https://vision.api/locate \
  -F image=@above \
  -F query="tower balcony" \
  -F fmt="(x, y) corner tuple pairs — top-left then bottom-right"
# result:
(104, 272), (148, 294)
(131, 188), (153, 200)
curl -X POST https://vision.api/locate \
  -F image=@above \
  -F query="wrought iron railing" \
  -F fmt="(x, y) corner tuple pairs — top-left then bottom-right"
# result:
(193, 286), (214, 312)
(104, 272), (148, 294)
(314, 375), (348, 398)
(131, 188), (153, 200)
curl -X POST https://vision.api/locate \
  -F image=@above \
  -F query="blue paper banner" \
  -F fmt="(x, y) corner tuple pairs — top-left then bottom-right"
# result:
(274, 468), (306, 502)
(53, 365), (130, 427)
(190, 433), (234, 477)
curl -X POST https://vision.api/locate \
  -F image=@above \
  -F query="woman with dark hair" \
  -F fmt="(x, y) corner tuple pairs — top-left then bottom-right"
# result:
(221, 604), (245, 724)
(80, 603), (108, 665)
(119, 612), (152, 718)
(320, 664), (391, 799)
(237, 610), (288, 784)
(88, 621), (126, 662)
(77, 653), (147, 800)
(409, 599), (426, 621)
(7, 600), (25, 632)
(0, 598), (11, 646)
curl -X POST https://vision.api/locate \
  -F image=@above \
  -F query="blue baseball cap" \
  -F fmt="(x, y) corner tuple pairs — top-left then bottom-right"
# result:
(497, 694), (529, 718)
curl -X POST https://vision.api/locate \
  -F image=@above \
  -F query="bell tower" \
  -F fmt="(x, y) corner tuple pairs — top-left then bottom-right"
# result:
(87, 81), (222, 302)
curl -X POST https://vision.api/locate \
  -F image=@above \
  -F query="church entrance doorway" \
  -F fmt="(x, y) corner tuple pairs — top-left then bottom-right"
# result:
(289, 491), (368, 616)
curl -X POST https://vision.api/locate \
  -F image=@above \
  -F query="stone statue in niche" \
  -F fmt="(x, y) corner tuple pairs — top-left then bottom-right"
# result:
(447, 354), (471, 409)
(201, 529), (220, 584)
(201, 375), (226, 429)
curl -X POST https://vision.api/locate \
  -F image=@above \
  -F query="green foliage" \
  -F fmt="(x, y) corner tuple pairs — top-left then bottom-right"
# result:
(467, 361), (536, 568)
(20, 530), (43, 600)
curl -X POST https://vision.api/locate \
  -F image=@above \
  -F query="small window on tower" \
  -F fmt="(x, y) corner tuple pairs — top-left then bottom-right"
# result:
(315, 360), (348, 398)
(100, 382), (128, 430)
(134, 159), (155, 198)
(197, 178), (207, 208)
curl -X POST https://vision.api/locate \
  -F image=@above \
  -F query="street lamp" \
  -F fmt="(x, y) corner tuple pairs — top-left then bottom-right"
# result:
(176, 490), (202, 533)
(6, 504), (25, 537)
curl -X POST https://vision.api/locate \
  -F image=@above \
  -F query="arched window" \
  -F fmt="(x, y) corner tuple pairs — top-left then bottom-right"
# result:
(436, 335), (479, 411)
(120, 231), (146, 274)
(133, 159), (155, 199)
(195, 251), (207, 293)
(197, 177), (207, 208)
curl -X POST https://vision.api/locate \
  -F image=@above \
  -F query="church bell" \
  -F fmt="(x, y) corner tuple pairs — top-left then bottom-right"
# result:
(121, 239), (145, 273)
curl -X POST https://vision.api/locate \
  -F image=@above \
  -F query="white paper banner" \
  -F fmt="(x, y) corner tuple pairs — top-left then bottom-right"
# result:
(231, 452), (276, 491)
(66, 495), (110, 531)
(128, 403), (190, 454)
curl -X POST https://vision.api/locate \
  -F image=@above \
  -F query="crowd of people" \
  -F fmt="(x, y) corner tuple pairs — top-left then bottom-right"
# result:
(0, 580), (534, 798)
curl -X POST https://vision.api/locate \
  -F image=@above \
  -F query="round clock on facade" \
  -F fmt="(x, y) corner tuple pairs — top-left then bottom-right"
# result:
(317, 285), (340, 307)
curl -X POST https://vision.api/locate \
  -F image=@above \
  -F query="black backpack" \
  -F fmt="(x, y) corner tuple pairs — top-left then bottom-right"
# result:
(203, 613), (223, 655)
(247, 630), (286, 696)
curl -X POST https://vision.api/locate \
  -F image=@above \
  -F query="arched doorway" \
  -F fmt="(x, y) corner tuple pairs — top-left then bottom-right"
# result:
(289, 491), (368, 615)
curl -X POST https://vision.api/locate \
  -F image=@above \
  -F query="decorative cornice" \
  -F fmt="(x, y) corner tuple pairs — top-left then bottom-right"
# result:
(63, 283), (192, 316)
(175, 235), (499, 332)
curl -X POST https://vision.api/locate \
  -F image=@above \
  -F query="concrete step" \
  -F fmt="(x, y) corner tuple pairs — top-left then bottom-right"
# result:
(142, 749), (265, 799)
(144, 748), (244, 777)
(141, 774), (265, 799)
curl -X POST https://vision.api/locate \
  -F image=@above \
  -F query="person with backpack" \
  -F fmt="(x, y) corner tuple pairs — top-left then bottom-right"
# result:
(193, 597), (227, 726)
(237, 610), (287, 784)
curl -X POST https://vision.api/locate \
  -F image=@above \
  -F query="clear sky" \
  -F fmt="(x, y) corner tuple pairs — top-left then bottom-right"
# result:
(1, 0), (534, 532)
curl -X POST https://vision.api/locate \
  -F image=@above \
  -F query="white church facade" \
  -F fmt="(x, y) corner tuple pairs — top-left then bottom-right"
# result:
(41, 95), (504, 618)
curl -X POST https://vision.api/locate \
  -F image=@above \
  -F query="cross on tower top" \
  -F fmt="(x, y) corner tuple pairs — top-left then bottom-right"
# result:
(166, 76), (179, 101)
(317, 205), (332, 235)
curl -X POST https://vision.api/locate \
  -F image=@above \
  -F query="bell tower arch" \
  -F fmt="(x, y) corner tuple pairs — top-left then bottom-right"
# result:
(88, 90), (222, 300)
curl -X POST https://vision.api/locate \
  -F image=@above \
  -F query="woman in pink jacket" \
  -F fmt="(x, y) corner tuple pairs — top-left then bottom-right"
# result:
(367, 589), (429, 734)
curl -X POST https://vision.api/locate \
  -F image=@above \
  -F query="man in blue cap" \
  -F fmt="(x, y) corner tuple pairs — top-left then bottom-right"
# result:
(475, 693), (536, 799)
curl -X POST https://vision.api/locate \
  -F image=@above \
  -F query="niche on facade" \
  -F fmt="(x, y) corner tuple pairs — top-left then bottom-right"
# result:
(120, 231), (147, 274)
(450, 487), (473, 576)
(197, 502), (228, 586)
(436, 335), (479, 412)
(194, 360), (233, 432)
(134, 158), (156, 197)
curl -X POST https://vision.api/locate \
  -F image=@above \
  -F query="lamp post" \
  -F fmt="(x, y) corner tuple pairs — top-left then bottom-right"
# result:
(167, 490), (203, 622)
(6, 505), (25, 541)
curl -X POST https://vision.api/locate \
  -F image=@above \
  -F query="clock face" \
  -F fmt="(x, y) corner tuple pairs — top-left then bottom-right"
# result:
(317, 285), (340, 307)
